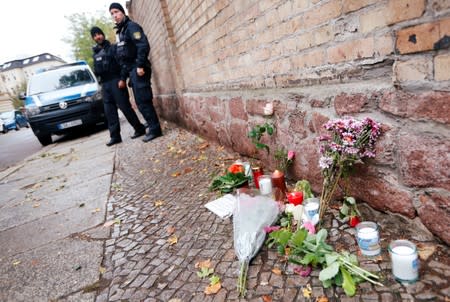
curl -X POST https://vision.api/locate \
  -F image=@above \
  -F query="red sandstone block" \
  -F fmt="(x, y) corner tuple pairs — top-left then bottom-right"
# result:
(396, 22), (440, 54)
(334, 93), (368, 115)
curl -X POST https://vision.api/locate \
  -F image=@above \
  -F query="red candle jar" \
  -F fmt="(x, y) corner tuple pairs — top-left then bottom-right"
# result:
(271, 170), (287, 198)
(252, 167), (264, 189)
(286, 191), (304, 205)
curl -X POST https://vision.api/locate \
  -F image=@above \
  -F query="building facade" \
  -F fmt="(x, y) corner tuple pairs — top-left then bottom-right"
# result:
(128, 0), (450, 244)
(0, 53), (65, 108)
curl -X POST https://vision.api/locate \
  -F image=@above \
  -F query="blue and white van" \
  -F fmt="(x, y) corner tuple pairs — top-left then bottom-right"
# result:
(24, 61), (105, 146)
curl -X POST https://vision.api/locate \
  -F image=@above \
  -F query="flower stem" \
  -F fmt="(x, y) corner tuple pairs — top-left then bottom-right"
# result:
(237, 260), (249, 297)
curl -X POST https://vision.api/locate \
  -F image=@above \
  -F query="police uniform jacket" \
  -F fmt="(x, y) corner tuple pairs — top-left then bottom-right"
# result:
(115, 16), (151, 80)
(92, 40), (122, 83)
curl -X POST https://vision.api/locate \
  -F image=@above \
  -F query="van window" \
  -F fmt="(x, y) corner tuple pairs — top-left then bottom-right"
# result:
(28, 67), (95, 95)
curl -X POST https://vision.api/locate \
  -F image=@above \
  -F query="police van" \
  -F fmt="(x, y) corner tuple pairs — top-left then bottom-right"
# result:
(23, 61), (105, 146)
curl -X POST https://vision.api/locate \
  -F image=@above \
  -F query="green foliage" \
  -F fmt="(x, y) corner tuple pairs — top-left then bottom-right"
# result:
(63, 11), (115, 68)
(294, 180), (314, 199)
(266, 226), (383, 296)
(248, 121), (275, 153)
(208, 172), (249, 194)
(339, 196), (361, 219)
(197, 267), (214, 278)
(209, 275), (220, 285)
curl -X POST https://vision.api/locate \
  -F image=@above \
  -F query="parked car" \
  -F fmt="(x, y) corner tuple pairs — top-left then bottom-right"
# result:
(0, 110), (29, 132)
(0, 119), (5, 133)
(23, 61), (105, 146)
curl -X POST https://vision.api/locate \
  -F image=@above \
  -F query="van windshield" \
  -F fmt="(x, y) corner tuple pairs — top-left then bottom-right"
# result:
(28, 67), (95, 95)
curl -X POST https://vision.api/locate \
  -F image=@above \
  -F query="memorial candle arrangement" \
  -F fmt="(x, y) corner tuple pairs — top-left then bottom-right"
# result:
(389, 240), (419, 283)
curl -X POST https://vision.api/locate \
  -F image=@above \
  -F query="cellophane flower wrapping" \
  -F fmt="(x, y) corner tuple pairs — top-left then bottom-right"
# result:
(233, 189), (279, 297)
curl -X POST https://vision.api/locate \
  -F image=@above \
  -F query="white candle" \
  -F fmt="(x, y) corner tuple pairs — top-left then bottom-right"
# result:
(258, 176), (272, 195)
(304, 201), (319, 220)
(356, 222), (380, 256)
(389, 240), (419, 282)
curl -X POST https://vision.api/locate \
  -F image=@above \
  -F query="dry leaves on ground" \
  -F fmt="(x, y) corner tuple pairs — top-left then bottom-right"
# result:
(168, 235), (178, 245)
(262, 295), (272, 302)
(204, 282), (221, 295)
(167, 226), (176, 235)
(417, 243), (436, 261)
(303, 284), (312, 298)
(272, 268), (282, 275)
(154, 200), (165, 207)
(195, 259), (212, 269)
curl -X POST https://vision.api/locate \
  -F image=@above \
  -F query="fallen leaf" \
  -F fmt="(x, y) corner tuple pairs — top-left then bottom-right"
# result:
(168, 235), (178, 245)
(99, 266), (106, 274)
(167, 226), (176, 235)
(32, 183), (42, 189)
(195, 259), (212, 269)
(139, 170), (146, 175)
(417, 243), (436, 261)
(30, 259), (39, 266)
(209, 275), (220, 285)
(154, 159), (160, 163)
(114, 218), (121, 225)
(262, 295), (272, 302)
(142, 194), (150, 199)
(184, 167), (193, 174)
(272, 268), (282, 275)
(91, 208), (101, 213)
(154, 200), (165, 207)
(316, 296), (329, 302)
(171, 172), (181, 177)
(12, 260), (21, 266)
(302, 284), (312, 298)
(204, 282), (221, 295)
(32, 203), (40, 208)
(198, 142), (209, 150)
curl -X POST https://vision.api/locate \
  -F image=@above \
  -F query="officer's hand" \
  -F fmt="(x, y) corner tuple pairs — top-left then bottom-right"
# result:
(118, 80), (126, 89)
(137, 67), (145, 77)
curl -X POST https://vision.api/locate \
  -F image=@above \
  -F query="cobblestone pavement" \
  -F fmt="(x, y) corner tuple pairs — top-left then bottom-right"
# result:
(95, 123), (449, 302)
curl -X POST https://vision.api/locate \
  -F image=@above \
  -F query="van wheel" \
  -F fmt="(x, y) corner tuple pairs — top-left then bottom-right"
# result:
(37, 134), (52, 146)
(15, 122), (20, 131)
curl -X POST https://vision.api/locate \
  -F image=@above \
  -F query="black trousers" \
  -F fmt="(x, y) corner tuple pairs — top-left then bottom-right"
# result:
(102, 79), (145, 140)
(129, 68), (161, 135)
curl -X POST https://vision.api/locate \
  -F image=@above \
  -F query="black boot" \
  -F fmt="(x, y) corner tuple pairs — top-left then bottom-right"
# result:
(142, 130), (162, 143)
(106, 138), (122, 146)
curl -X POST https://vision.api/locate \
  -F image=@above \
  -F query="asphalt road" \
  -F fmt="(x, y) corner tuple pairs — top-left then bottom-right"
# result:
(0, 127), (42, 172)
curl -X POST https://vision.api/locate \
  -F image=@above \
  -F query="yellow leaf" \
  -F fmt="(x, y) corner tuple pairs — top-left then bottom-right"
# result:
(142, 194), (150, 199)
(154, 159), (160, 163)
(154, 200), (165, 207)
(195, 259), (212, 269)
(272, 268), (282, 275)
(198, 142), (209, 150)
(316, 296), (329, 302)
(417, 243), (436, 261)
(168, 235), (178, 245)
(204, 282), (221, 295)
(99, 266), (106, 274)
(303, 284), (312, 298)
(91, 208), (101, 213)
(139, 170), (146, 175)
(12, 260), (21, 266)
(171, 172), (181, 177)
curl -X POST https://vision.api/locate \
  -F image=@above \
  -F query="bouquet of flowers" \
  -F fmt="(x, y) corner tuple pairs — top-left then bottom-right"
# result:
(318, 117), (381, 221)
(209, 163), (249, 194)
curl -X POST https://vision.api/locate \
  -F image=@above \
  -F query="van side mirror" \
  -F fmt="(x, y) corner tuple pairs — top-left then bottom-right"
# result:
(19, 92), (26, 100)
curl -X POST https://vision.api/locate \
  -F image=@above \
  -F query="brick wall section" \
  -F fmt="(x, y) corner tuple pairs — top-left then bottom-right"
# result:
(128, 0), (450, 244)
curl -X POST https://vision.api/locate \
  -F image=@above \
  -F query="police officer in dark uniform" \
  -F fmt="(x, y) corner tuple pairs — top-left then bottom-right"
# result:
(109, 3), (163, 143)
(91, 26), (146, 146)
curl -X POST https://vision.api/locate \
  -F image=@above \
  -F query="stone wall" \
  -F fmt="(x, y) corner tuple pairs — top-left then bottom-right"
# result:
(128, 0), (450, 244)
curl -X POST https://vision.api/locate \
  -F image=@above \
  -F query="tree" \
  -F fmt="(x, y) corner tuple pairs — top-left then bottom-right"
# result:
(63, 11), (116, 69)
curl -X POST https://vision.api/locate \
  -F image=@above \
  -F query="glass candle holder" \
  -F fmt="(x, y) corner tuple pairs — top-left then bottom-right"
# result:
(356, 221), (381, 256)
(286, 191), (303, 206)
(258, 175), (273, 195)
(388, 240), (419, 283)
(304, 198), (320, 221)
(252, 167), (264, 189)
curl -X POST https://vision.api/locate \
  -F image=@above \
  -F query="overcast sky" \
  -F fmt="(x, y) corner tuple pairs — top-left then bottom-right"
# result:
(1, 0), (127, 65)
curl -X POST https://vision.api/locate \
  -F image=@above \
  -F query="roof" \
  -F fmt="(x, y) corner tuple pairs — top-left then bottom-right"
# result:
(0, 53), (66, 72)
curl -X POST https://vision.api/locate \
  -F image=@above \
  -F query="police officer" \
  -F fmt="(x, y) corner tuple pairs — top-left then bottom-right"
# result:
(109, 3), (163, 143)
(91, 26), (147, 146)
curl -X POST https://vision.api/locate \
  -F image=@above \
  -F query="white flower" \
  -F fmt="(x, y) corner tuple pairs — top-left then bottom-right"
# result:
(285, 204), (304, 222)
(263, 103), (273, 116)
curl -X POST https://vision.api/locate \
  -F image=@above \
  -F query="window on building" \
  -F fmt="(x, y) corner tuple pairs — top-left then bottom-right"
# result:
(32, 56), (39, 62)
(23, 59), (30, 64)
